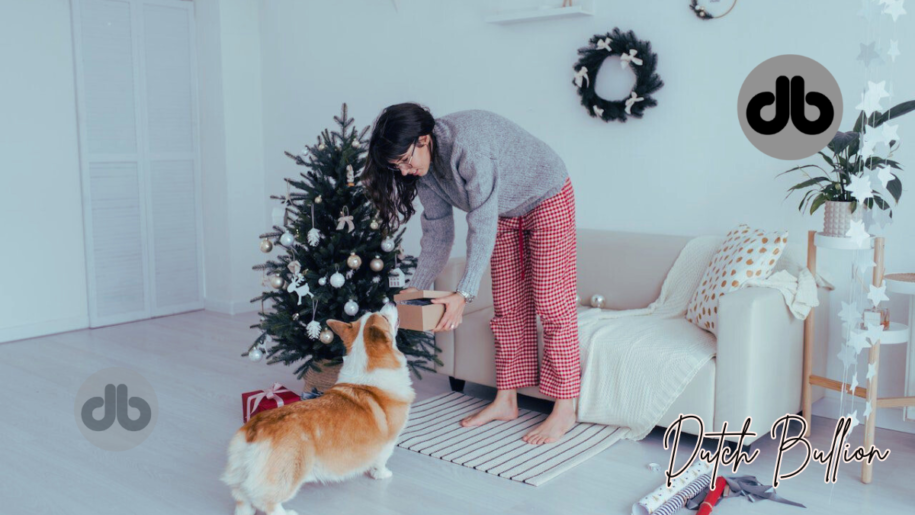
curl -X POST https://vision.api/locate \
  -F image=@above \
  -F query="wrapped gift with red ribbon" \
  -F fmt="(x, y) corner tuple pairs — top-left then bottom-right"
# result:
(241, 383), (300, 422)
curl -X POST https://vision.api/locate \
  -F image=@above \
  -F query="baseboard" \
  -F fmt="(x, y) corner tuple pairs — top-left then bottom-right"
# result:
(0, 315), (90, 344)
(204, 297), (261, 315)
(812, 395), (915, 435)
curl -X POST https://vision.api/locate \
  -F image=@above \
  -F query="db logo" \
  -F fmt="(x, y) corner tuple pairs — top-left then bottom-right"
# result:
(74, 367), (158, 451)
(738, 55), (842, 160)
(81, 384), (152, 432)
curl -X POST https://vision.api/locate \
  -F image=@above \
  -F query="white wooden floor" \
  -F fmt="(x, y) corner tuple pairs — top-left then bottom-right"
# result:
(1, 310), (912, 514)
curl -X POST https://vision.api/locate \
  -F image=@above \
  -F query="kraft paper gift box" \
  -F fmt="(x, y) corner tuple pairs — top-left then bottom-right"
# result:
(393, 289), (452, 331)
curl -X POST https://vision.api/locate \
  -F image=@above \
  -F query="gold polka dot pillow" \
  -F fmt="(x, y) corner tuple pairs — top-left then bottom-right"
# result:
(687, 225), (788, 336)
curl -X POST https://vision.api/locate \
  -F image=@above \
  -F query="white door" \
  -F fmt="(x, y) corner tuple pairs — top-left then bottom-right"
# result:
(71, 0), (204, 327)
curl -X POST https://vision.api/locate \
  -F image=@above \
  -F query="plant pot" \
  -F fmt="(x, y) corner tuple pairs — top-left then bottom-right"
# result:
(823, 200), (864, 237)
(302, 361), (343, 394)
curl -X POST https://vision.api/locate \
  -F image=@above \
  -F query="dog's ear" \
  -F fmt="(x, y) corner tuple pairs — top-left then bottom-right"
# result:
(327, 319), (359, 349)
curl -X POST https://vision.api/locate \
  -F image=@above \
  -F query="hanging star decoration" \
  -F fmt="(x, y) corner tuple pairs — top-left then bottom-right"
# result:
(846, 220), (872, 248)
(881, 123), (900, 145)
(848, 410), (860, 432)
(849, 374), (859, 394)
(855, 90), (884, 117)
(861, 131), (881, 159)
(847, 175), (874, 204)
(854, 252), (877, 277)
(839, 301), (863, 326)
(858, 0), (880, 19)
(867, 363), (877, 382)
(857, 41), (884, 67)
(838, 345), (858, 369)
(863, 400), (873, 419)
(888, 40), (901, 62)
(869, 206), (894, 235)
(848, 328), (872, 355)
(884, 0), (907, 22)
(868, 281), (889, 307)
(865, 322), (885, 346)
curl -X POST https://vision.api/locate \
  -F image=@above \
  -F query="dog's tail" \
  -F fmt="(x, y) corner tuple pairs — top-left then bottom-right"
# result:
(220, 431), (249, 488)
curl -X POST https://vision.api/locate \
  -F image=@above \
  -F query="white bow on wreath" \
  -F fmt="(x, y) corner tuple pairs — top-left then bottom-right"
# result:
(573, 66), (590, 88)
(596, 37), (613, 52)
(624, 91), (644, 114)
(620, 49), (643, 68)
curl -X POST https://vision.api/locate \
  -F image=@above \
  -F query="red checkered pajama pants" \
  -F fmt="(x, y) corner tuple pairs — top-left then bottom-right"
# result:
(489, 176), (580, 399)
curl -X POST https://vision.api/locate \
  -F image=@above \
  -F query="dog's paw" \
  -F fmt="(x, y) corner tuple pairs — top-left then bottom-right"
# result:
(368, 466), (393, 480)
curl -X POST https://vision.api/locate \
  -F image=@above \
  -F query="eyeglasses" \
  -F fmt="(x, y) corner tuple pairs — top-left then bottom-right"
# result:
(387, 140), (418, 173)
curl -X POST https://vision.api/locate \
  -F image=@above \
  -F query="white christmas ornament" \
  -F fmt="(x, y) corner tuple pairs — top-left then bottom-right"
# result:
(352, 139), (361, 148)
(344, 299), (359, 316)
(307, 228), (322, 246)
(280, 231), (295, 246)
(330, 272), (346, 288)
(248, 348), (263, 362)
(381, 237), (395, 252)
(306, 320), (322, 339)
(318, 276), (327, 286)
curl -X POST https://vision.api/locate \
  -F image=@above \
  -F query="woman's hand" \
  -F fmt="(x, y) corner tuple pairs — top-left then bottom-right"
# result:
(431, 293), (466, 332)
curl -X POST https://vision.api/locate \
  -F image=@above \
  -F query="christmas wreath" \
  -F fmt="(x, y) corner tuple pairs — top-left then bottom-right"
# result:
(572, 28), (664, 123)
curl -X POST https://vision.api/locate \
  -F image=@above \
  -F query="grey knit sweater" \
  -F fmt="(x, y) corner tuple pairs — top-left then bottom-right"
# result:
(407, 110), (569, 298)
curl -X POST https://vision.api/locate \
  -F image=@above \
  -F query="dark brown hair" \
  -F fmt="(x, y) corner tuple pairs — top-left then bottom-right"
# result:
(363, 103), (441, 234)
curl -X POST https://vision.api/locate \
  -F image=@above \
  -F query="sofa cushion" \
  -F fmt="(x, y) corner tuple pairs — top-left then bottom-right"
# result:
(687, 224), (788, 335)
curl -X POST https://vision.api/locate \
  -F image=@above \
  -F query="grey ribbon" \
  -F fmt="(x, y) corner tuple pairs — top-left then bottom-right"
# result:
(684, 475), (806, 511)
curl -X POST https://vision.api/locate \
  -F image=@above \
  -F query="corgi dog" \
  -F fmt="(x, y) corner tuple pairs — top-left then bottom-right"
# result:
(221, 302), (414, 515)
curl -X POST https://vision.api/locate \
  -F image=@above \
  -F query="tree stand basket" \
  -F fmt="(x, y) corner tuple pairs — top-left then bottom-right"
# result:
(303, 361), (343, 393)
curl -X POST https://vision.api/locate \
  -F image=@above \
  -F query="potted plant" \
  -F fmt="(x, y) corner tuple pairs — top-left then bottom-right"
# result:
(781, 100), (914, 237)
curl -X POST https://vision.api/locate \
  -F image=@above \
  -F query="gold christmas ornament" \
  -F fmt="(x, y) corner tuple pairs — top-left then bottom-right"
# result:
(347, 252), (362, 270)
(370, 256), (384, 272)
(260, 238), (274, 253)
(319, 328), (334, 344)
(270, 275), (285, 289)
(370, 219), (380, 231)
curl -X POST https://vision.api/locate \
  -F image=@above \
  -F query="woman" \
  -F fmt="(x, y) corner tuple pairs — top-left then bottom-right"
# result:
(363, 103), (580, 445)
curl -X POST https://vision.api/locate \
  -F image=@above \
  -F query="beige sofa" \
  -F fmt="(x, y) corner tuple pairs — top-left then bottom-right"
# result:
(429, 228), (829, 445)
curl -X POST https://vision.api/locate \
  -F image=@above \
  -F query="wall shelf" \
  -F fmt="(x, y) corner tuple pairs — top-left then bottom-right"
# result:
(485, 3), (595, 25)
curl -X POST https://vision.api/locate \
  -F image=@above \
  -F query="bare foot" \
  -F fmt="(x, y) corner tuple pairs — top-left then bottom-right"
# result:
(460, 390), (519, 427)
(523, 398), (577, 445)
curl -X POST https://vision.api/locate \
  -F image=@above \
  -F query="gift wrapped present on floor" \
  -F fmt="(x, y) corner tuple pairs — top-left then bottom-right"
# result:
(241, 383), (301, 422)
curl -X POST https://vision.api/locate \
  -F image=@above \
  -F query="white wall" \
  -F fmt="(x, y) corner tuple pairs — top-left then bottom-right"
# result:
(258, 0), (915, 424)
(0, 0), (90, 342)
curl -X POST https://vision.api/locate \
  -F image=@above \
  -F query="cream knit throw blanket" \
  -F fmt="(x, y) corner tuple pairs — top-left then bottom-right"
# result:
(576, 236), (722, 441)
(576, 235), (817, 441)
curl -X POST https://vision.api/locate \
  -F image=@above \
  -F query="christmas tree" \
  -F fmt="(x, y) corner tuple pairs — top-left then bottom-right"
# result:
(246, 104), (439, 380)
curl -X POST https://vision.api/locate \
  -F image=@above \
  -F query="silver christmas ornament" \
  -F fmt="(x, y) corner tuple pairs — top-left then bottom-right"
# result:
(590, 294), (606, 308)
(319, 328), (334, 344)
(248, 348), (263, 362)
(370, 256), (384, 272)
(330, 272), (345, 288)
(381, 237), (395, 252)
(280, 231), (295, 246)
(352, 140), (361, 148)
(347, 252), (362, 270)
(318, 276), (327, 286)
(344, 299), (359, 316)
(576, 293), (581, 305)
(260, 238), (274, 253)
(270, 275), (285, 289)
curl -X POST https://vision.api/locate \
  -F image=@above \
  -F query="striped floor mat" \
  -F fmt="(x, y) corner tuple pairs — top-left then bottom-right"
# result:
(396, 392), (626, 486)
